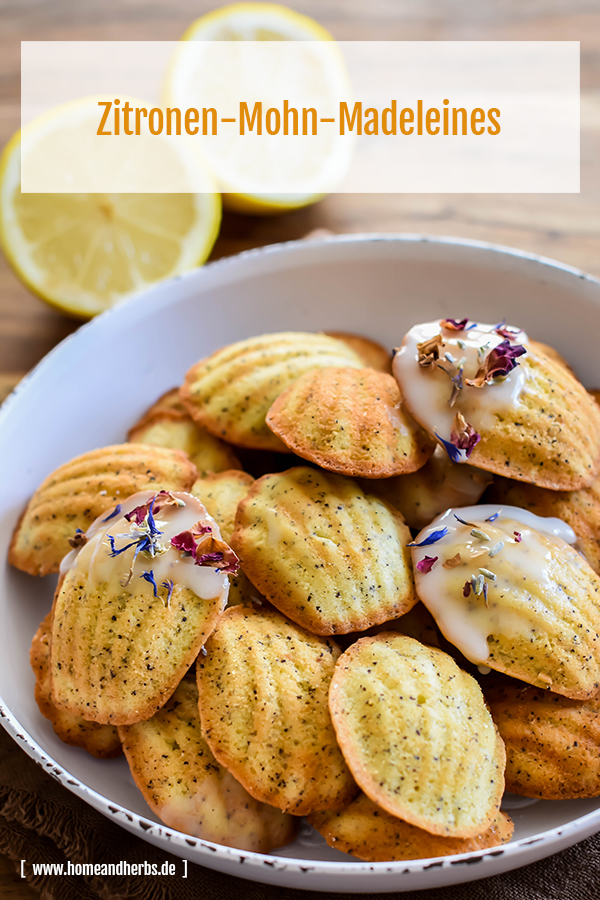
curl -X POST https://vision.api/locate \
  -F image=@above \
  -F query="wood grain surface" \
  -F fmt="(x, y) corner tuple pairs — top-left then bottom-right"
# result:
(1, 0), (599, 896)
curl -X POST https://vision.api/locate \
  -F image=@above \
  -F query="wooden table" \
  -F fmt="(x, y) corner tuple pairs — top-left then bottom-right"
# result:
(1, 0), (599, 895)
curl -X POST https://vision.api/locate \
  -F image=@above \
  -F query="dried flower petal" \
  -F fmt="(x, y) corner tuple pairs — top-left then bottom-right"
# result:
(124, 491), (184, 527)
(466, 339), (527, 388)
(463, 580), (472, 597)
(407, 527), (450, 548)
(171, 530), (200, 555)
(441, 318), (470, 331)
(416, 555), (438, 573)
(514, 531), (522, 542)
(102, 505), (122, 523)
(435, 433), (465, 464)
(443, 553), (462, 569)
(450, 412), (481, 458)
(162, 579), (174, 606)
(193, 533), (240, 574)
(454, 514), (476, 527)
(68, 529), (88, 550)
(171, 522), (239, 575)
(485, 511), (500, 522)
(417, 334), (443, 368)
(436, 414), (481, 463)
(494, 321), (522, 340)
(140, 569), (158, 598)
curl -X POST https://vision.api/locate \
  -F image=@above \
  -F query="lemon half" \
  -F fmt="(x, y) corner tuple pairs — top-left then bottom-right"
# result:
(0, 103), (222, 318)
(165, 3), (352, 215)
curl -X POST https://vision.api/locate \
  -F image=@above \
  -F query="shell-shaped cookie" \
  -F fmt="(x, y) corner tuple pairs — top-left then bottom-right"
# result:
(230, 466), (417, 635)
(266, 368), (435, 478)
(410, 505), (600, 699)
(30, 613), (121, 759)
(308, 794), (513, 862)
(135, 387), (188, 420)
(180, 332), (364, 452)
(528, 340), (574, 376)
(468, 343), (600, 489)
(366, 446), (492, 530)
(192, 470), (256, 607)
(51, 492), (230, 725)
(325, 332), (392, 373)
(329, 634), (505, 838)
(488, 475), (600, 575)
(394, 323), (600, 490)
(9, 444), (197, 576)
(191, 471), (254, 543)
(119, 673), (297, 851)
(486, 681), (600, 800)
(197, 605), (357, 816)
(128, 388), (241, 476)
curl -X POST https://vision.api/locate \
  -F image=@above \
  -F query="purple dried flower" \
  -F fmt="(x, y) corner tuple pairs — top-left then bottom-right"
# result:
(494, 321), (522, 340)
(466, 340), (527, 388)
(514, 531), (522, 542)
(170, 530), (199, 555)
(441, 318), (469, 331)
(416, 555), (438, 574)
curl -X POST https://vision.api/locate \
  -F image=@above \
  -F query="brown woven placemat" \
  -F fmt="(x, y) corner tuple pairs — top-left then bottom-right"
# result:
(0, 725), (598, 900)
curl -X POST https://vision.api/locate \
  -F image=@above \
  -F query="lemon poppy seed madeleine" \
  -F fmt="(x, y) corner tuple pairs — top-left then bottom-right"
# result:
(119, 672), (297, 851)
(9, 444), (197, 576)
(51, 490), (235, 725)
(128, 388), (241, 475)
(393, 320), (600, 490)
(180, 331), (364, 452)
(196, 605), (357, 816)
(191, 470), (254, 543)
(324, 331), (392, 373)
(487, 474), (600, 575)
(132, 387), (189, 421)
(410, 505), (600, 699)
(266, 367), (435, 478)
(192, 470), (256, 606)
(31, 613), (121, 759)
(328, 634), (505, 838)
(364, 445), (492, 530)
(527, 339), (575, 376)
(230, 466), (417, 635)
(485, 681), (600, 800)
(308, 794), (513, 862)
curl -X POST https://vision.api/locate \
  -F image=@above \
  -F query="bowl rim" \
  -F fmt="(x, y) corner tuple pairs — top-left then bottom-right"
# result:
(3, 230), (600, 886)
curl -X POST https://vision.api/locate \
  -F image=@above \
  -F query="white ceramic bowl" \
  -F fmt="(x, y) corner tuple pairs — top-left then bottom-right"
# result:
(2, 234), (600, 894)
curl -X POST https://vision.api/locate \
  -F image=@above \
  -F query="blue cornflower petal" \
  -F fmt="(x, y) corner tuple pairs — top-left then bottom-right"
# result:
(102, 504), (122, 523)
(162, 579), (174, 605)
(407, 527), (450, 548)
(146, 498), (163, 540)
(141, 569), (158, 597)
(485, 512), (500, 522)
(454, 514), (476, 526)
(108, 535), (138, 557)
(435, 433), (466, 464)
